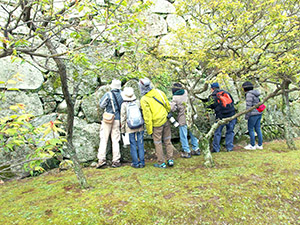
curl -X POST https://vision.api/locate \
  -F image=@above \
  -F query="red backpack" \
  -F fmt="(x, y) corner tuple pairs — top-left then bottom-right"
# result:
(216, 91), (233, 108)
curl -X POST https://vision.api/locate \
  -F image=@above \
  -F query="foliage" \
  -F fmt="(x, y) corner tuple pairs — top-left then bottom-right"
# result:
(172, 0), (300, 81)
(0, 139), (300, 224)
(0, 102), (67, 177)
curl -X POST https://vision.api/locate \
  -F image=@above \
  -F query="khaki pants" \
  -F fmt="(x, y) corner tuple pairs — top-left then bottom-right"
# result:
(97, 120), (121, 163)
(152, 121), (174, 164)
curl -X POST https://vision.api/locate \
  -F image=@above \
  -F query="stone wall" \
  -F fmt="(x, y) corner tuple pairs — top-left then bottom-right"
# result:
(1, 0), (300, 178)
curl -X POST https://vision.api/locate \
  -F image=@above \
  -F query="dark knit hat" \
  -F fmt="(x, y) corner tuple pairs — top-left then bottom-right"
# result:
(242, 81), (254, 92)
(210, 82), (220, 89)
(172, 83), (182, 94)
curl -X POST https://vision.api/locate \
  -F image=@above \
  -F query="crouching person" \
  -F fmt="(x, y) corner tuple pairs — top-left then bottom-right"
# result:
(121, 87), (145, 168)
(139, 78), (175, 169)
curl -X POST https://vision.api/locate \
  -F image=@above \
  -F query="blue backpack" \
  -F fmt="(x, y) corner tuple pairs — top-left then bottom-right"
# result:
(126, 101), (144, 129)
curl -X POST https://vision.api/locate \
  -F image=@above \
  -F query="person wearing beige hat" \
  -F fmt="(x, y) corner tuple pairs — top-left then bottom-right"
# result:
(97, 79), (123, 168)
(120, 87), (145, 168)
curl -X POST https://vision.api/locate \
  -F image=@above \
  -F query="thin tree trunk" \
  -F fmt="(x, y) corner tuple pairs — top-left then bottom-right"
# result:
(190, 124), (214, 168)
(46, 40), (89, 188)
(21, 1), (89, 188)
(47, 41), (89, 188)
(281, 80), (296, 150)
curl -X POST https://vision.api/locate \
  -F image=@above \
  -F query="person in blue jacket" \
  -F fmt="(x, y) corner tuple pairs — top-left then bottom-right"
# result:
(96, 79), (123, 168)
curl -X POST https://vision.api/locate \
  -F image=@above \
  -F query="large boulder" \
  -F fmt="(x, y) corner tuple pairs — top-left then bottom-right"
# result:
(150, 0), (176, 14)
(72, 117), (100, 162)
(166, 14), (186, 30)
(0, 91), (43, 118)
(81, 85), (110, 123)
(0, 57), (44, 90)
(145, 14), (168, 37)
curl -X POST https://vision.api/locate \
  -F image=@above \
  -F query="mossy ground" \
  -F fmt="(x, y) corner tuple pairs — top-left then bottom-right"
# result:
(1, 139), (300, 224)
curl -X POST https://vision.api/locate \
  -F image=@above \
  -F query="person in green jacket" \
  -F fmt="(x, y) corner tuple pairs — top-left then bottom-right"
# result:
(139, 78), (175, 169)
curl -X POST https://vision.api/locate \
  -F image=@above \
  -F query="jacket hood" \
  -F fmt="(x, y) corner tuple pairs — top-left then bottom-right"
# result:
(248, 89), (260, 97)
(145, 88), (158, 97)
(139, 78), (153, 96)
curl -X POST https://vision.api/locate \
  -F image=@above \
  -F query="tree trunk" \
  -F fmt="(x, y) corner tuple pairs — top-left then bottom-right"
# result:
(190, 87), (286, 167)
(44, 41), (89, 189)
(190, 124), (214, 168)
(281, 80), (296, 150)
(19, 0), (89, 188)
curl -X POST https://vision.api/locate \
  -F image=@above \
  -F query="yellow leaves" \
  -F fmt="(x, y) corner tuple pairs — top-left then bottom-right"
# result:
(42, 127), (52, 138)
(17, 104), (25, 110)
(17, 114), (33, 122)
(7, 80), (17, 85)
(42, 120), (66, 138)
(33, 166), (45, 173)
(9, 103), (26, 113)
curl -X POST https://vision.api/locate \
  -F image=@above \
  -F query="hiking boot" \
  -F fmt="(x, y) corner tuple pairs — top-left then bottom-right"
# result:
(191, 149), (201, 156)
(139, 164), (145, 168)
(96, 160), (106, 169)
(131, 163), (140, 169)
(167, 159), (174, 167)
(255, 144), (263, 150)
(244, 144), (256, 150)
(181, 152), (191, 158)
(153, 162), (167, 169)
(112, 161), (122, 168)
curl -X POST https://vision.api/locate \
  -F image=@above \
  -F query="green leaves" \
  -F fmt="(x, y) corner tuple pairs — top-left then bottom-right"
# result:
(0, 103), (67, 176)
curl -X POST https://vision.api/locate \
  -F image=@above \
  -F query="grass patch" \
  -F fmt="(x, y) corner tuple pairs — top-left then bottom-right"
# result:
(1, 139), (300, 224)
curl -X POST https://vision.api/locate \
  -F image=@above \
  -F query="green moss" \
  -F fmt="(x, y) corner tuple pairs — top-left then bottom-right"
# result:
(1, 139), (300, 224)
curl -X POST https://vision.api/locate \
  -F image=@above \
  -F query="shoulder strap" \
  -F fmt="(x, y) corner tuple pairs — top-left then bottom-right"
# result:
(153, 90), (167, 108)
(153, 96), (165, 107)
(108, 92), (115, 113)
(111, 91), (120, 112)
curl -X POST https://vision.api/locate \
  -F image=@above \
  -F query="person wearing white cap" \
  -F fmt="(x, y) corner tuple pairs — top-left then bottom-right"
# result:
(120, 87), (145, 168)
(97, 79), (123, 168)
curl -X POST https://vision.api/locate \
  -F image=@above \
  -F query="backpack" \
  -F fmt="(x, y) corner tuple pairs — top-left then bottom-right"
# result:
(126, 101), (144, 129)
(216, 91), (233, 108)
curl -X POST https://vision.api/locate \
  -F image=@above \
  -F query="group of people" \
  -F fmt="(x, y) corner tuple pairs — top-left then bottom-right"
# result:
(96, 78), (264, 169)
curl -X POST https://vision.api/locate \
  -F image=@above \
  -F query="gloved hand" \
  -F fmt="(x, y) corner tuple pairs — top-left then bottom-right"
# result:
(193, 114), (198, 120)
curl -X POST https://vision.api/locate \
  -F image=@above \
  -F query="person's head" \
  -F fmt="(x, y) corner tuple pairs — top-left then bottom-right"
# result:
(110, 79), (121, 90)
(242, 81), (254, 92)
(210, 82), (220, 91)
(122, 87), (136, 101)
(139, 78), (153, 96)
(172, 83), (183, 94)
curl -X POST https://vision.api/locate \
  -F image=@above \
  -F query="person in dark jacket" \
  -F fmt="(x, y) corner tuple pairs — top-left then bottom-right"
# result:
(96, 79), (123, 168)
(208, 82), (236, 152)
(242, 81), (263, 150)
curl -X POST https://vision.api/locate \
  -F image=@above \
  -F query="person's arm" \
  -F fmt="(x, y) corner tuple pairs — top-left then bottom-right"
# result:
(140, 97), (153, 135)
(245, 92), (253, 119)
(170, 98), (177, 112)
(120, 103), (126, 133)
(245, 93), (253, 110)
(207, 94), (217, 109)
(99, 93), (109, 109)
